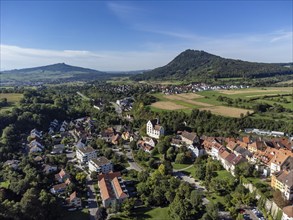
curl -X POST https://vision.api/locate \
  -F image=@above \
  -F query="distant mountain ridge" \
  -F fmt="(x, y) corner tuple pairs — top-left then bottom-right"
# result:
(0, 63), (111, 85)
(2, 63), (104, 74)
(131, 49), (293, 81)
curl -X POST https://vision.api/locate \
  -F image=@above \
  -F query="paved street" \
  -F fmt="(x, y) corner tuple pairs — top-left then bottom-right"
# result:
(173, 171), (209, 205)
(124, 145), (143, 172)
(86, 175), (98, 220)
(173, 171), (207, 191)
(244, 207), (266, 220)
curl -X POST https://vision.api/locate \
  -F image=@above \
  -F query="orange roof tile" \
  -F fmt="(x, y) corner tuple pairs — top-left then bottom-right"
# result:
(112, 177), (127, 199)
(271, 151), (289, 166)
(98, 172), (128, 201)
(220, 150), (230, 159)
(283, 206), (293, 217)
(242, 136), (250, 144)
(99, 178), (110, 201)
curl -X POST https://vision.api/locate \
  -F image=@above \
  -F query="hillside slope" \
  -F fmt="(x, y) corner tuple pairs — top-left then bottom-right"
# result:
(131, 50), (293, 81)
(0, 63), (109, 84)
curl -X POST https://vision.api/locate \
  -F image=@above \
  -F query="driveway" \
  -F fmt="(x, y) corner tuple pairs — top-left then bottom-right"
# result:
(86, 175), (98, 220)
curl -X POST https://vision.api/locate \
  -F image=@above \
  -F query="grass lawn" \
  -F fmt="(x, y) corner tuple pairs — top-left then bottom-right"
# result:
(0, 181), (10, 188)
(61, 208), (89, 220)
(215, 170), (234, 179)
(206, 192), (226, 206)
(135, 207), (169, 220)
(246, 177), (270, 187)
(0, 93), (23, 113)
(0, 93), (23, 102)
(110, 207), (170, 220)
(172, 163), (192, 170)
(183, 166), (198, 179)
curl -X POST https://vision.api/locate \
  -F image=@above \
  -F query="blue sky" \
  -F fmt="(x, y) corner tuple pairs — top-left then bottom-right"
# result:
(1, 1), (292, 71)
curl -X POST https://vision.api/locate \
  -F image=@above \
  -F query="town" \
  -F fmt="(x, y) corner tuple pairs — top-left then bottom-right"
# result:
(2, 108), (292, 220)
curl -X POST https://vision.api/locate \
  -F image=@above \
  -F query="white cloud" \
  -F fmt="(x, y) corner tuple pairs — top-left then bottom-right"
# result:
(1, 28), (292, 71)
(107, 2), (145, 22)
(0, 44), (175, 71)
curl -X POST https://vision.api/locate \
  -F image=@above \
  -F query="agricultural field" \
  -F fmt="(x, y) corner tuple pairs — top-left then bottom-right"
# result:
(218, 87), (292, 95)
(151, 92), (252, 117)
(150, 87), (292, 118)
(0, 93), (23, 112)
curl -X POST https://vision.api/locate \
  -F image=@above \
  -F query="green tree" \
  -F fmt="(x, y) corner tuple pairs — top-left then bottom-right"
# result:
(158, 164), (166, 175)
(121, 198), (135, 216)
(95, 207), (108, 220)
(205, 202), (219, 220)
(20, 188), (40, 220)
(190, 190), (203, 211)
(169, 196), (193, 220)
(75, 172), (87, 184)
(157, 141), (169, 155)
(175, 153), (186, 164)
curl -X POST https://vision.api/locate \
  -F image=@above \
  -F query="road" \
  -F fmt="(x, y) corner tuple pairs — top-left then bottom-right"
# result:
(243, 207), (266, 220)
(124, 145), (143, 172)
(86, 175), (98, 220)
(173, 171), (209, 205)
(173, 171), (207, 190)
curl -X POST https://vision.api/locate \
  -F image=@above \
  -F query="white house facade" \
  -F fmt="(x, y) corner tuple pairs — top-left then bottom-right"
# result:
(76, 146), (97, 164)
(89, 157), (113, 174)
(146, 119), (164, 139)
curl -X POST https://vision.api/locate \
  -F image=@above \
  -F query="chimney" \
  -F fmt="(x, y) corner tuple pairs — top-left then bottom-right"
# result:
(156, 118), (160, 124)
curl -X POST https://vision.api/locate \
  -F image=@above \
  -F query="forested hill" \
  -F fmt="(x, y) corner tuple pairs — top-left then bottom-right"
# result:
(0, 63), (112, 84)
(131, 49), (293, 81)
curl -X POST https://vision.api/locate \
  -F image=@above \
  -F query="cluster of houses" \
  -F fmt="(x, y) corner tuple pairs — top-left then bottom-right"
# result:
(142, 119), (293, 204)
(100, 126), (135, 145)
(24, 116), (130, 210)
(3, 110), (292, 216)
(48, 119), (69, 135)
(116, 97), (134, 111)
(27, 119), (71, 154)
(75, 145), (129, 208)
(160, 83), (249, 95)
(50, 169), (82, 208)
(28, 129), (45, 153)
(71, 117), (95, 147)
(199, 136), (293, 202)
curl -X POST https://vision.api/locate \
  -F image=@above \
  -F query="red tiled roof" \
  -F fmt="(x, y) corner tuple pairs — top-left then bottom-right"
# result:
(98, 172), (128, 201)
(242, 136), (250, 144)
(99, 178), (110, 201)
(53, 183), (66, 191)
(69, 191), (77, 202)
(219, 150), (230, 159)
(227, 141), (238, 151)
(225, 153), (236, 164)
(59, 169), (66, 178)
(112, 177), (128, 199)
(283, 206), (293, 217)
